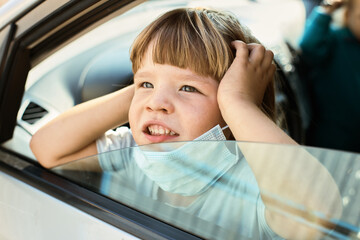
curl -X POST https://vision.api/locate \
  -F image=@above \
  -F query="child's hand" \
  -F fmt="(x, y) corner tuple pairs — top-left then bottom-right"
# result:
(217, 41), (276, 109)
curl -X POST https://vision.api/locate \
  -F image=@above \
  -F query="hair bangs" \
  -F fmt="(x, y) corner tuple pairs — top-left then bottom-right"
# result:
(131, 8), (234, 81)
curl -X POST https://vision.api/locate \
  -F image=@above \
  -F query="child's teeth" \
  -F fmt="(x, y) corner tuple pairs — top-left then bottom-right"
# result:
(148, 125), (175, 136)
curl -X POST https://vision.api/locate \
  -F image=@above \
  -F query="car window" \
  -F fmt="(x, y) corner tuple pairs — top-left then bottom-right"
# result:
(53, 140), (360, 239)
(2, 0), (309, 161)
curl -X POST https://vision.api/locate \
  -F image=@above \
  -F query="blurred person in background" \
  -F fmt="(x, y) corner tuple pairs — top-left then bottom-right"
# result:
(299, 0), (360, 153)
(303, 0), (322, 17)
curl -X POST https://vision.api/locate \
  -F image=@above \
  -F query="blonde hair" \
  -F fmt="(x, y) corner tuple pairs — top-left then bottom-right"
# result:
(130, 7), (276, 122)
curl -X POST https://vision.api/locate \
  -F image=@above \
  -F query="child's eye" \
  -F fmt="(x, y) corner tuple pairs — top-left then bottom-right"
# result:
(180, 85), (198, 92)
(141, 82), (153, 88)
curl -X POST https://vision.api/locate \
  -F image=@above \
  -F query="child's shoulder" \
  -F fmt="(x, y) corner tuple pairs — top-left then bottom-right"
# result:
(97, 126), (136, 153)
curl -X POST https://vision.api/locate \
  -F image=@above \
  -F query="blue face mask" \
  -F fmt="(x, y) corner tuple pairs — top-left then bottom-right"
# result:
(134, 125), (238, 196)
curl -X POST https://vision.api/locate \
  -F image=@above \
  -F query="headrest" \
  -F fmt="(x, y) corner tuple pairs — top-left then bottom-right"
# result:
(79, 47), (133, 102)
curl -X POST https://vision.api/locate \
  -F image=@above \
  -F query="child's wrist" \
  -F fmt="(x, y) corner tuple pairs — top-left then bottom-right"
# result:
(218, 94), (259, 115)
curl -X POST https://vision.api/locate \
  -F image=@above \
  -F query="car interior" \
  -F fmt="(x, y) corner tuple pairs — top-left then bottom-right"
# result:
(2, 0), (308, 162)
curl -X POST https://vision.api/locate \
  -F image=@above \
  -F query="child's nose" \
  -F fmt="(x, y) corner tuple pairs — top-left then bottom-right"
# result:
(146, 89), (175, 113)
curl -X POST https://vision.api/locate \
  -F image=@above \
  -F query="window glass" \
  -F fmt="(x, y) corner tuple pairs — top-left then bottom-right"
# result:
(53, 141), (360, 239)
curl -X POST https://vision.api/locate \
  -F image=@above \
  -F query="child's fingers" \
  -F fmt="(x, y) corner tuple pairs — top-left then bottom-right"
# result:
(262, 49), (274, 69)
(231, 40), (249, 63)
(247, 43), (266, 65)
(267, 63), (277, 81)
(263, 50), (276, 83)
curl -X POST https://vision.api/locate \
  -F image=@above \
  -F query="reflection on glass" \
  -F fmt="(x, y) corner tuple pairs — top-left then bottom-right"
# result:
(53, 141), (360, 240)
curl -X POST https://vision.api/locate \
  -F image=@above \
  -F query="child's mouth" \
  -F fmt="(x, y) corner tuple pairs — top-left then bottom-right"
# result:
(147, 125), (177, 136)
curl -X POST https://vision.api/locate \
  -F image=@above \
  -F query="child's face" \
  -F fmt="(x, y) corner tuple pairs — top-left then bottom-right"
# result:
(129, 49), (226, 145)
(346, 0), (360, 41)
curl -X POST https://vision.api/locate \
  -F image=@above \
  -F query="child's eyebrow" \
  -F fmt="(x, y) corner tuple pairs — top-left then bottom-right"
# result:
(179, 74), (215, 86)
(134, 71), (154, 79)
(135, 71), (215, 85)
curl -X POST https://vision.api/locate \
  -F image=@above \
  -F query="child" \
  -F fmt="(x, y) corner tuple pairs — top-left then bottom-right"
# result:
(299, 0), (360, 152)
(31, 7), (342, 239)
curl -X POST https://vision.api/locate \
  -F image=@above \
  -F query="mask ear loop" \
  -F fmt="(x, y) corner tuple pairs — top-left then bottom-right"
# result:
(221, 125), (229, 131)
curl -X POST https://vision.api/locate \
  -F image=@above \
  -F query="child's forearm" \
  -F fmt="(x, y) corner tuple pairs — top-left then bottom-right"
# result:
(218, 41), (342, 238)
(222, 100), (342, 239)
(30, 85), (134, 168)
(220, 99), (296, 144)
